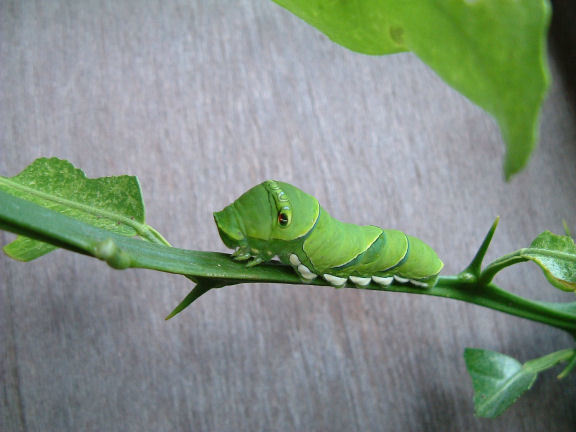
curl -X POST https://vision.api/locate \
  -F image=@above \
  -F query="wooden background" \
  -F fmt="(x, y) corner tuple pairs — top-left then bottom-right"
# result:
(1, 1), (575, 431)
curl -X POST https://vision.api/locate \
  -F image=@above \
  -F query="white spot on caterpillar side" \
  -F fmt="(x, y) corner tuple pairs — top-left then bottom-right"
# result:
(410, 280), (429, 288)
(289, 254), (301, 266)
(297, 264), (309, 273)
(372, 276), (393, 286)
(323, 274), (347, 287)
(297, 264), (317, 280)
(394, 276), (409, 283)
(349, 276), (371, 286)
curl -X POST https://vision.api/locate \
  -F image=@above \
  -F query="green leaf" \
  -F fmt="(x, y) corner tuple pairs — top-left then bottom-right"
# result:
(272, 0), (551, 179)
(526, 231), (576, 292)
(464, 348), (537, 418)
(3, 237), (57, 262)
(464, 348), (575, 418)
(0, 157), (145, 261)
(273, 0), (409, 55)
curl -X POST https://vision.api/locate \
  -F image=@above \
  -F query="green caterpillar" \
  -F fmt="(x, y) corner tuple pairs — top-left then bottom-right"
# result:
(214, 180), (443, 288)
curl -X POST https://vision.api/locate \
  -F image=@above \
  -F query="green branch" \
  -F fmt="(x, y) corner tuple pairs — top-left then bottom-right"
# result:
(1, 189), (574, 334)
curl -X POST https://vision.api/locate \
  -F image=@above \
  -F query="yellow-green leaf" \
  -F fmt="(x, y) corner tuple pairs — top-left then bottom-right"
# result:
(272, 0), (551, 179)
(525, 231), (576, 292)
(465, 348), (576, 418)
(0, 157), (145, 261)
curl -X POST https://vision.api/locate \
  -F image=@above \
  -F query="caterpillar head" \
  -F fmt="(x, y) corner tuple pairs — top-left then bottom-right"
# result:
(214, 180), (319, 265)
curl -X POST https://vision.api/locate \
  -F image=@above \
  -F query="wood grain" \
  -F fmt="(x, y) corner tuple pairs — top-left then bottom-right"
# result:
(1, 1), (575, 431)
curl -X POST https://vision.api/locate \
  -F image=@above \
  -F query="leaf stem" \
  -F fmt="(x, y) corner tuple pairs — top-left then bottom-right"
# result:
(140, 225), (172, 246)
(523, 349), (576, 374)
(558, 351), (576, 379)
(480, 248), (576, 285)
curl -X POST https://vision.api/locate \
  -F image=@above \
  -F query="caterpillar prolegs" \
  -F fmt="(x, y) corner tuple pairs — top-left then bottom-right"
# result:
(214, 181), (443, 288)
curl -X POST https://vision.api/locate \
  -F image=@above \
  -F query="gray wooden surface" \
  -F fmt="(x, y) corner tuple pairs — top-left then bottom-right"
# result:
(1, 1), (575, 431)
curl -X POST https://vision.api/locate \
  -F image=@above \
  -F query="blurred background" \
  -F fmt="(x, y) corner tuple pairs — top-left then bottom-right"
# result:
(1, 1), (575, 431)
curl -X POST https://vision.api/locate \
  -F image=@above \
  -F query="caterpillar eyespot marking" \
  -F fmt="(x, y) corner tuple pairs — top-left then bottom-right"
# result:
(214, 181), (443, 288)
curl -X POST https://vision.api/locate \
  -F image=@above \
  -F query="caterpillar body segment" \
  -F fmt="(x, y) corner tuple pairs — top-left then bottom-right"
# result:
(214, 181), (443, 288)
